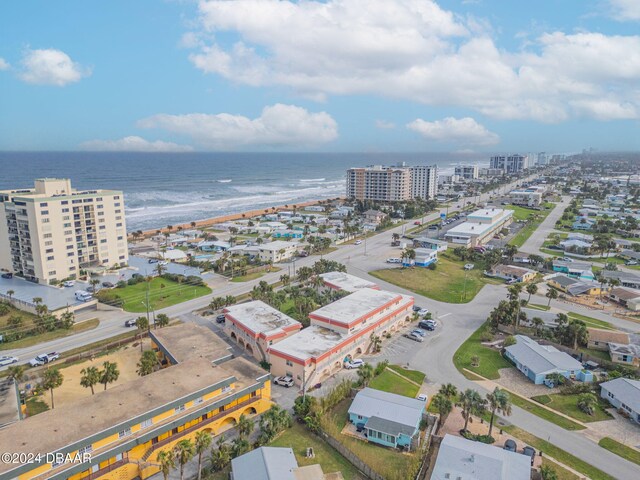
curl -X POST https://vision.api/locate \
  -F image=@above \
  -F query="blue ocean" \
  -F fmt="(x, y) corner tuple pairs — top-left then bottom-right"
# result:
(0, 152), (488, 231)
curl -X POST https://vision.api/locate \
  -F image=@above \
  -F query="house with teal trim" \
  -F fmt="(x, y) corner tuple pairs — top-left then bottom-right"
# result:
(347, 388), (424, 450)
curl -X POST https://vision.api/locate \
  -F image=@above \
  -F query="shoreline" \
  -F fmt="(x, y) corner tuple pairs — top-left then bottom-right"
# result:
(131, 198), (339, 238)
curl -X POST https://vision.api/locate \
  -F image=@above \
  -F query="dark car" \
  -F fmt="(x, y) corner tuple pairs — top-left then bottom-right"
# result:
(522, 446), (536, 465)
(1, 272), (12, 279)
(124, 319), (137, 327)
(102, 281), (114, 288)
(418, 320), (435, 331)
(503, 439), (517, 452)
(216, 314), (226, 324)
(412, 305), (421, 312)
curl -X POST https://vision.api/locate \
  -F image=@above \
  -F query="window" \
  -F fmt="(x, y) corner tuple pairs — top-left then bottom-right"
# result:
(174, 404), (186, 413)
(62, 208), (69, 213)
(118, 427), (132, 438)
(40, 202), (48, 207)
(194, 397), (204, 405)
(61, 200), (68, 205)
(46, 248), (53, 253)
(72, 199), (82, 204)
(67, 252), (74, 257)
(286, 360), (293, 367)
(41, 218), (50, 223)
(43, 233), (52, 239)
(78, 445), (93, 455)
(47, 255), (54, 261)
(63, 215), (70, 221)
(140, 418), (153, 428)
(97, 204), (104, 209)
(45, 241), (53, 246)
(116, 222), (122, 227)
(48, 270), (56, 276)
(63, 222), (71, 228)
(41, 210), (49, 215)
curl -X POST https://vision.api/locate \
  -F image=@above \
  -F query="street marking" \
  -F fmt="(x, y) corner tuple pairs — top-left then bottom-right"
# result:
(439, 313), (451, 318)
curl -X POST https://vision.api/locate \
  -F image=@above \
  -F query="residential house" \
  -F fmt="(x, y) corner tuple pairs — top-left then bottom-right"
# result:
(223, 301), (303, 362)
(403, 248), (438, 267)
(487, 265), (536, 283)
(587, 328), (630, 351)
(363, 209), (387, 225)
(572, 218), (595, 230)
(602, 270), (640, 290)
(504, 335), (591, 385)
(619, 249), (640, 262)
(600, 378), (640, 424)
(608, 287), (640, 311)
(231, 447), (326, 480)
(551, 260), (594, 280)
(412, 237), (448, 252)
(257, 241), (299, 263)
(347, 388), (424, 449)
(560, 239), (592, 254)
(512, 252), (531, 264)
(608, 343), (640, 368)
(567, 233), (593, 242)
(547, 275), (603, 296)
(430, 434), (532, 480)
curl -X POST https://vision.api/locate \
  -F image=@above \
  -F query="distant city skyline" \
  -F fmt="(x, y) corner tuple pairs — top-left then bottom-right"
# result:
(1, 0), (640, 152)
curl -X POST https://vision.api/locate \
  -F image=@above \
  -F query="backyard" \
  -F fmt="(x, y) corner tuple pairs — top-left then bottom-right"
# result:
(368, 365), (425, 398)
(452, 322), (513, 379)
(531, 393), (612, 423)
(370, 255), (502, 303)
(96, 277), (211, 312)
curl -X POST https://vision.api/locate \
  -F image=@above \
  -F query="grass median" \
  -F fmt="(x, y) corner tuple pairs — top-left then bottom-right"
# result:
(452, 322), (513, 380)
(598, 437), (640, 466)
(0, 318), (100, 350)
(509, 394), (586, 430)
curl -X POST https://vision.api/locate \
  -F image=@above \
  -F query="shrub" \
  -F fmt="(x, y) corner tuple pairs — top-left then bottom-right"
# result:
(428, 262), (437, 270)
(461, 431), (495, 444)
(503, 336), (517, 347)
(374, 360), (389, 377)
(480, 331), (494, 342)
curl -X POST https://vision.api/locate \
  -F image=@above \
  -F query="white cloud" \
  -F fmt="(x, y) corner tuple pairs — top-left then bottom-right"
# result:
(183, 0), (640, 122)
(80, 136), (194, 152)
(609, 0), (640, 21)
(0, 58), (9, 71)
(407, 117), (499, 146)
(138, 104), (338, 149)
(375, 120), (396, 129)
(19, 48), (90, 86)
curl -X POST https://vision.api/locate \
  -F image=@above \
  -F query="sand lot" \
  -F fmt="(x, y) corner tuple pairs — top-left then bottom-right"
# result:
(40, 338), (151, 409)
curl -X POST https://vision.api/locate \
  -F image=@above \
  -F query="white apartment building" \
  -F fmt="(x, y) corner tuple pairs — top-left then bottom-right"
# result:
(346, 164), (437, 201)
(257, 241), (298, 263)
(490, 154), (529, 173)
(0, 178), (128, 284)
(445, 207), (514, 248)
(454, 164), (479, 180)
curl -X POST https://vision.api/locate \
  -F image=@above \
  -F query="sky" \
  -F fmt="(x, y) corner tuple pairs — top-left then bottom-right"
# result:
(1, 0), (639, 153)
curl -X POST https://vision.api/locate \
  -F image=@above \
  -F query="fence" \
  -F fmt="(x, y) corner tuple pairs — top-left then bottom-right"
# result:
(317, 430), (385, 480)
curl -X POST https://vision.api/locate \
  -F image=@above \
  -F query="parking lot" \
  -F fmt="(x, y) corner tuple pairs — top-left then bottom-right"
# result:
(0, 275), (92, 311)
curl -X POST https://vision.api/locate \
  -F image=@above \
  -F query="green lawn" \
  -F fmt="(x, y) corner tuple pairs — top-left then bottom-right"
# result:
(97, 277), (211, 312)
(510, 394), (585, 430)
(566, 312), (614, 330)
(0, 318), (100, 350)
(230, 271), (265, 282)
(369, 369), (420, 398)
(530, 393), (611, 423)
(509, 204), (555, 248)
(452, 322), (514, 380)
(370, 255), (502, 304)
(322, 399), (419, 480)
(386, 365), (426, 385)
(542, 458), (581, 480)
(527, 303), (551, 311)
(598, 437), (640, 466)
(270, 422), (364, 479)
(503, 426), (615, 480)
(26, 396), (49, 417)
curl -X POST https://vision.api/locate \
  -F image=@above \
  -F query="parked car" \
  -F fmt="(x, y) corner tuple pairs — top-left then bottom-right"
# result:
(29, 352), (60, 367)
(124, 319), (137, 327)
(417, 308), (429, 316)
(273, 376), (294, 388)
(148, 258), (159, 264)
(159, 261), (168, 266)
(345, 359), (364, 369)
(417, 394), (428, 402)
(1, 272), (13, 279)
(503, 439), (517, 452)
(102, 281), (115, 288)
(63, 280), (75, 287)
(522, 446), (536, 465)
(216, 314), (226, 324)
(413, 305), (422, 312)
(298, 250), (309, 257)
(559, 257), (574, 263)
(418, 320), (435, 331)
(354, 240), (362, 245)
(626, 260), (639, 266)
(411, 329), (427, 337)
(414, 221), (421, 225)
(0, 355), (19, 367)
(386, 258), (401, 264)
(75, 290), (92, 302)
(464, 263), (475, 270)
(404, 332), (424, 342)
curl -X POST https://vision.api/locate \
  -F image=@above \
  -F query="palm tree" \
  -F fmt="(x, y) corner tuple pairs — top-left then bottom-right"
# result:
(486, 387), (512, 437)
(439, 383), (458, 400)
(137, 350), (158, 376)
(209, 436), (231, 472)
(546, 372), (566, 387)
(369, 333), (382, 353)
(431, 394), (452, 433)
(279, 274), (291, 286)
(42, 368), (64, 409)
(6, 289), (14, 300)
(136, 316), (149, 352)
(80, 366), (100, 394)
(99, 361), (120, 390)
(546, 287), (558, 307)
(155, 313), (170, 328)
(532, 316), (545, 336)
(356, 363), (374, 387)
(173, 439), (196, 480)
(194, 430), (212, 480)
(7, 365), (26, 383)
(231, 437), (250, 458)
(577, 393), (598, 416)
(525, 283), (538, 303)
(90, 278), (100, 294)
(458, 388), (486, 432)
(157, 450), (175, 480)
(237, 413), (255, 439)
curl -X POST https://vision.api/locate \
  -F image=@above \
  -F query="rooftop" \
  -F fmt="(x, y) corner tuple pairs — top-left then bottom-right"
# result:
(232, 447), (299, 480)
(609, 342), (640, 358)
(610, 287), (640, 301)
(600, 378), (640, 414)
(0, 356), (265, 474)
(587, 328), (629, 345)
(431, 434), (531, 480)
(505, 335), (583, 375)
(445, 209), (513, 238)
(268, 324), (347, 362)
(492, 265), (535, 277)
(0, 378), (20, 428)
(310, 288), (404, 326)
(224, 301), (302, 338)
(150, 323), (232, 363)
(319, 271), (378, 293)
(348, 387), (424, 431)
(259, 240), (299, 251)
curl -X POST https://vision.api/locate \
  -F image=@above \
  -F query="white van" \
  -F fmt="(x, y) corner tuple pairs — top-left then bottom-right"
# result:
(75, 290), (92, 302)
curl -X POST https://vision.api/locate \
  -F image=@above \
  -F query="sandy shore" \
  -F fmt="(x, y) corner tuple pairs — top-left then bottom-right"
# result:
(131, 197), (338, 238)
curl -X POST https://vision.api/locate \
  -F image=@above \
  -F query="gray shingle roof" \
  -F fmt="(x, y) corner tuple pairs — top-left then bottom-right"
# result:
(348, 387), (424, 432)
(551, 275), (579, 287)
(365, 416), (417, 438)
(231, 447), (298, 480)
(505, 335), (583, 375)
(601, 378), (640, 414)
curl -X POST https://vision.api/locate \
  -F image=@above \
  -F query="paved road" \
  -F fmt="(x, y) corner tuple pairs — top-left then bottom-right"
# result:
(519, 195), (571, 255)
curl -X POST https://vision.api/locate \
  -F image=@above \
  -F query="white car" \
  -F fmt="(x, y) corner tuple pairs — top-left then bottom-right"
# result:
(417, 394), (428, 402)
(273, 376), (294, 388)
(386, 258), (401, 264)
(405, 332), (424, 342)
(464, 263), (475, 270)
(0, 355), (19, 367)
(355, 240), (362, 245)
(345, 359), (364, 369)
(62, 280), (75, 287)
(417, 308), (430, 316)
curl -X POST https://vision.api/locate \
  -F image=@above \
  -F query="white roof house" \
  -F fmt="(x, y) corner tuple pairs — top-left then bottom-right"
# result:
(431, 434), (531, 480)
(600, 378), (640, 423)
(348, 388), (425, 434)
(231, 446), (324, 480)
(224, 300), (301, 338)
(319, 271), (379, 293)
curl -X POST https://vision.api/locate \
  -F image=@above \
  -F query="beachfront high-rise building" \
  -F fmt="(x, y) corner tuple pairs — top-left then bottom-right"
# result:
(489, 154), (529, 173)
(454, 164), (479, 180)
(0, 178), (128, 284)
(346, 164), (437, 202)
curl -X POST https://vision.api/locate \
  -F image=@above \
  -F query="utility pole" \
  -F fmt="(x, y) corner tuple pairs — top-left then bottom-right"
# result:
(145, 280), (151, 324)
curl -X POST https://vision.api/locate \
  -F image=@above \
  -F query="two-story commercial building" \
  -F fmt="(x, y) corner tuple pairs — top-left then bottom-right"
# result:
(444, 208), (513, 248)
